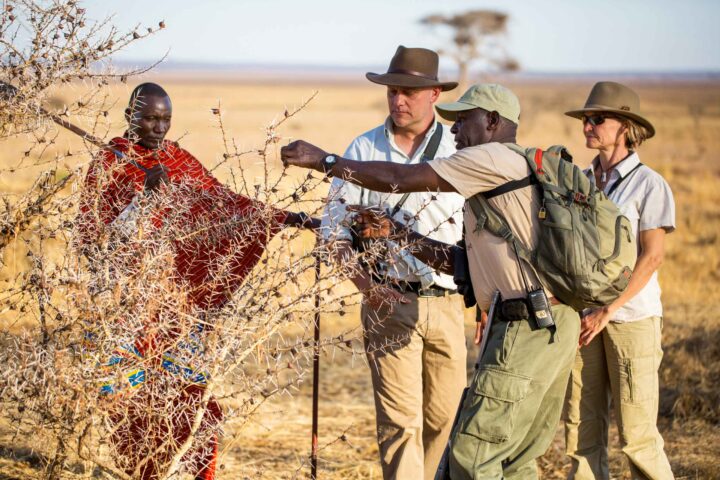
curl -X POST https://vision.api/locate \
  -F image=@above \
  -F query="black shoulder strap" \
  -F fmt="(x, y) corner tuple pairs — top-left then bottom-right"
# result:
(480, 143), (541, 200)
(607, 162), (643, 196)
(421, 122), (444, 162)
(483, 175), (538, 200)
(391, 122), (444, 216)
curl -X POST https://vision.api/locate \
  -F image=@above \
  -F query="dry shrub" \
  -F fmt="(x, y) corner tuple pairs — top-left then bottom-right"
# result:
(660, 322), (720, 424)
(0, 2), (381, 478)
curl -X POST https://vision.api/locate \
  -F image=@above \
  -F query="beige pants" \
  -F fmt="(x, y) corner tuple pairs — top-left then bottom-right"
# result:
(361, 291), (467, 480)
(564, 316), (674, 480)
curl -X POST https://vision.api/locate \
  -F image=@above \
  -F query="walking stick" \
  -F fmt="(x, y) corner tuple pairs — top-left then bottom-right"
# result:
(0, 81), (149, 173)
(310, 248), (322, 479)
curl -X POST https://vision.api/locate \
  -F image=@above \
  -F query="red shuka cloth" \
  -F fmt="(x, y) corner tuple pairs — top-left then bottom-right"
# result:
(78, 137), (286, 479)
(78, 136), (286, 310)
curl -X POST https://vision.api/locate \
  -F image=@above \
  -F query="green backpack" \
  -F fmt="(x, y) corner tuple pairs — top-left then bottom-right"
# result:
(467, 143), (637, 311)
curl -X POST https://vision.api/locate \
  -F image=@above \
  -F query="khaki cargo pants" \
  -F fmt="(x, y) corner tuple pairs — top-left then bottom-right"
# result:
(361, 291), (467, 480)
(448, 304), (580, 479)
(564, 316), (674, 480)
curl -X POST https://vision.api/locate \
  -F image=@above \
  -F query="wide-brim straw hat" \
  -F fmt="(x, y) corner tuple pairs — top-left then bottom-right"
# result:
(366, 46), (457, 92)
(565, 81), (655, 138)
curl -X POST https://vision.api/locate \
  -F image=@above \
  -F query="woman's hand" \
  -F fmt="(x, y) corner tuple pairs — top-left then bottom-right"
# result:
(578, 228), (667, 347)
(579, 305), (616, 346)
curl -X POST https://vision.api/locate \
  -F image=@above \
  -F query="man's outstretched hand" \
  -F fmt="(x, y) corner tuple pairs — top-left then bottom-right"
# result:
(280, 140), (328, 172)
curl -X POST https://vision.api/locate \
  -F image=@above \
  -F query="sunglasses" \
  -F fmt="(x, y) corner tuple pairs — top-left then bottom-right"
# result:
(581, 114), (614, 126)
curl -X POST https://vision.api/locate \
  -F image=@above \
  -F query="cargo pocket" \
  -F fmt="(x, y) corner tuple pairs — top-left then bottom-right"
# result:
(458, 368), (532, 443)
(538, 201), (578, 275)
(619, 355), (657, 404)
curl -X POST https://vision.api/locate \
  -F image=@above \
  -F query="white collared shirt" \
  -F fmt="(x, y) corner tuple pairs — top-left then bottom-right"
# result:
(585, 152), (676, 322)
(321, 117), (464, 289)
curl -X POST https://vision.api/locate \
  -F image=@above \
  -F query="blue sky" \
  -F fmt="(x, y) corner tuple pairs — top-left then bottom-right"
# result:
(90, 0), (720, 72)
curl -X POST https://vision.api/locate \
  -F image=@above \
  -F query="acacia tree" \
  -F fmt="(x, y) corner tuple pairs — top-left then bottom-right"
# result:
(0, 2), (361, 478)
(420, 9), (519, 90)
(0, 3), (460, 478)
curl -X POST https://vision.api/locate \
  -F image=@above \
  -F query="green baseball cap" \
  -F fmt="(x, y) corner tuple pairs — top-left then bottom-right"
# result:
(436, 83), (521, 124)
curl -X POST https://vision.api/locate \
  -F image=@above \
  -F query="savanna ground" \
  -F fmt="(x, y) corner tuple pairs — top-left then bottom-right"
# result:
(1, 75), (719, 478)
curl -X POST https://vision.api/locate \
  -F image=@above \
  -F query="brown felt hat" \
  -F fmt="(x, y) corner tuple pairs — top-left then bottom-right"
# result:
(565, 81), (655, 138)
(366, 46), (457, 91)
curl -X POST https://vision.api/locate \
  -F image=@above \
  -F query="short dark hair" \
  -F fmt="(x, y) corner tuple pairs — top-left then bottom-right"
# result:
(128, 82), (169, 109)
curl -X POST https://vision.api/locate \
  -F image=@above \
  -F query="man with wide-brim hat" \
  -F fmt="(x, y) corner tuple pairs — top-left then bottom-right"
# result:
(563, 81), (675, 480)
(365, 45), (458, 91)
(281, 82), (585, 479)
(320, 45), (466, 479)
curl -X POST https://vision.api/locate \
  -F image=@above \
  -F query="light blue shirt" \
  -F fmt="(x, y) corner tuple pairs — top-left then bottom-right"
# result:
(322, 117), (464, 289)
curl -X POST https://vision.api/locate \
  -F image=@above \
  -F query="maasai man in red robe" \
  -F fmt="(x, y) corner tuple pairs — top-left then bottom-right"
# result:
(77, 82), (316, 480)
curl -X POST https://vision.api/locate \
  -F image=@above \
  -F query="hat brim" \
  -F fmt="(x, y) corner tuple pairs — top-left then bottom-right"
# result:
(565, 107), (655, 138)
(434, 101), (480, 121)
(366, 72), (457, 92)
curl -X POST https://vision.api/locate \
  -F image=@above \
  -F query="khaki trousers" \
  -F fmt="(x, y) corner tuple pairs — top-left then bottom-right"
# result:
(361, 291), (467, 480)
(564, 316), (674, 480)
(449, 304), (580, 480)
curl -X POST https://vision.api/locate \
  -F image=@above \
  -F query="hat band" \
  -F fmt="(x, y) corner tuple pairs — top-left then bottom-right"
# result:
(387, 68), (438, 81)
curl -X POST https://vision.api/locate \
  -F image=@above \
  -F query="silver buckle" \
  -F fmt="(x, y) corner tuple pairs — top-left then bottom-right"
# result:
(418, 287), (445, 298)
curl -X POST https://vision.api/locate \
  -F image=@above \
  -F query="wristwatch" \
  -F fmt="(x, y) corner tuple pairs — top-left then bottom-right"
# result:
(321, 154), (337, 175)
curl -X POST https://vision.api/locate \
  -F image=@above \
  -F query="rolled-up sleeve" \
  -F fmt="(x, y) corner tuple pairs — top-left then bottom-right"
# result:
(428, 146), (504, 199)
(639, 174), (676, 233)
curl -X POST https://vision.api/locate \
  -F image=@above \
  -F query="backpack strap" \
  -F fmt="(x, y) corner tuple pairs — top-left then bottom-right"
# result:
(390, 122), (443, 217)
(466, 194), (533, 265)
(484, 175), (539, 199)
(481, 143), (545, 199)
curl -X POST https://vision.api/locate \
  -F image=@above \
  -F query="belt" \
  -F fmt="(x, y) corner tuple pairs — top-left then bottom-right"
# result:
(498, 296), (562, 321)
(387, 281), (457, 297)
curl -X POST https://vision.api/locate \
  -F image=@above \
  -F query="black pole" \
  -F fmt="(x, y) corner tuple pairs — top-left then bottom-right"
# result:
(310, 251), (321, 479)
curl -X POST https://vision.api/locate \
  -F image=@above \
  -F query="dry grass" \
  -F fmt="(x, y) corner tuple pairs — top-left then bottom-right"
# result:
(1, 76), (719, 479)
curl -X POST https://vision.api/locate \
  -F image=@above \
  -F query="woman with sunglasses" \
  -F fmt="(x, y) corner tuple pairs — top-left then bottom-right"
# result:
(563, 82), (676, 479)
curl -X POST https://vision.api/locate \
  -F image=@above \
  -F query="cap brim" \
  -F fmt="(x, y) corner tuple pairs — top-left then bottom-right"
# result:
(435, 101), (480, 122)
(564, 107), (654, 138)
(366, 72), (457, 92)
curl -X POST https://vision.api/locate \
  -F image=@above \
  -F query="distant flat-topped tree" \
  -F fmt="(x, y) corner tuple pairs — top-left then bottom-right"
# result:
(420, 9), (519, 90)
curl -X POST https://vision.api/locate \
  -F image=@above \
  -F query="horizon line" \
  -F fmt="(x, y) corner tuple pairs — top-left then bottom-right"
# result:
(109, 59), (720, 78)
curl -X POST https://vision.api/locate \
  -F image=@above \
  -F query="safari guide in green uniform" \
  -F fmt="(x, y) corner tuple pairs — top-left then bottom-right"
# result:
(281, 84), (582, 479)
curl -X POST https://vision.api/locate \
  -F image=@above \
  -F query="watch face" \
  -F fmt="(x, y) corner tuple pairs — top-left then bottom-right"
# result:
(325, 154), (336, 165)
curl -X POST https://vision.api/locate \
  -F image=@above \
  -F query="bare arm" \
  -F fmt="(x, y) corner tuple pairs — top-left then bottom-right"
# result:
(579, 228), (666, 346)
(282, 211), (321, 230)
(390, 226), (457, 275)
(280, 140), (457, 194)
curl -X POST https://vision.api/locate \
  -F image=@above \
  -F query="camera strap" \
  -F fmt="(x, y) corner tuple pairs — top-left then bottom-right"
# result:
(389, 122), (444, 217)
(606, 161), (644, 196)
(355, 122), (445, 274)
